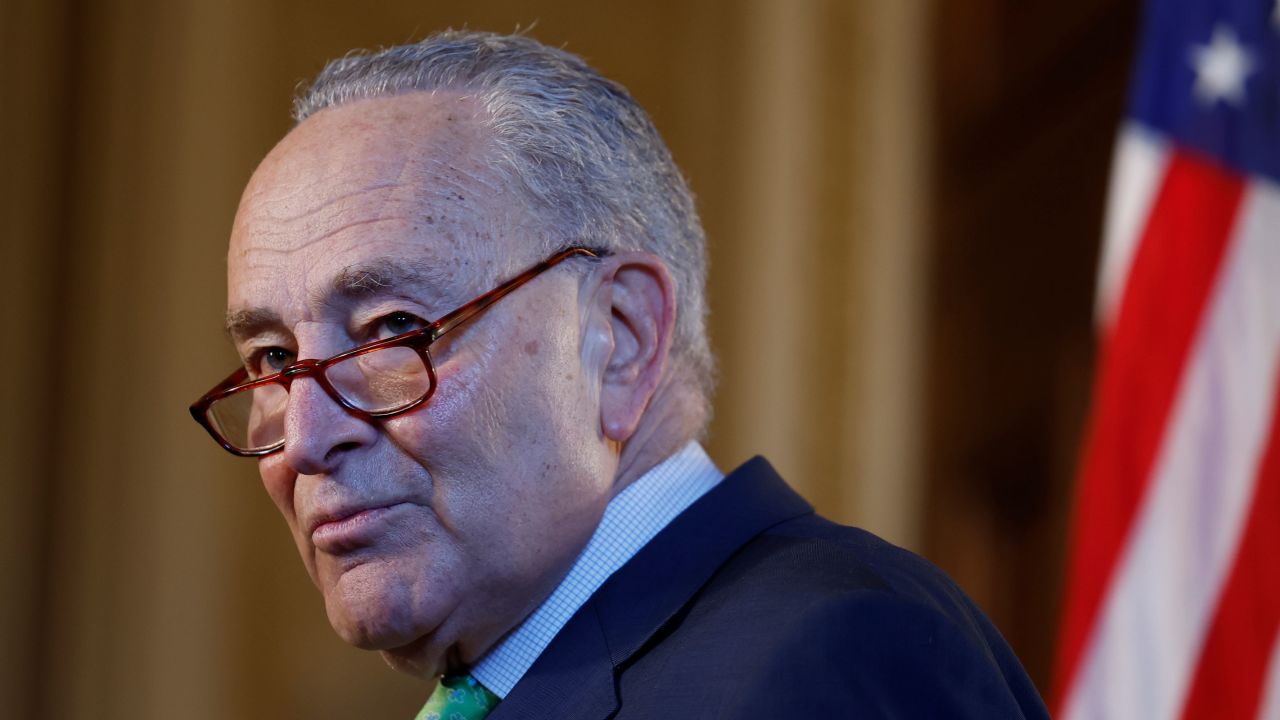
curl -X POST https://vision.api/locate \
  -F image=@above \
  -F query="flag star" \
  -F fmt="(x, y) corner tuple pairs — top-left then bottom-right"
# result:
(1189, 24), (1256, 107)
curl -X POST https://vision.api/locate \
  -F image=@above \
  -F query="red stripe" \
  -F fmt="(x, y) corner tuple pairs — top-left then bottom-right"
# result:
(1180, 363), (1280, 720)
(1054, 150), (1246, 711)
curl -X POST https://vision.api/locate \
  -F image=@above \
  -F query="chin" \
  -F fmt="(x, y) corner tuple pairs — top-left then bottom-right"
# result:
(322, 561), (442, 652)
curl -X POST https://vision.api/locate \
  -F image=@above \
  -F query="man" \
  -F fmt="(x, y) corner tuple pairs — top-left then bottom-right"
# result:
(191, 30), (1048, 718)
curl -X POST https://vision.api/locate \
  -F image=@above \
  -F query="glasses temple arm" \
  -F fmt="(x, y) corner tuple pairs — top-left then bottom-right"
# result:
(430, 247), (600, 339)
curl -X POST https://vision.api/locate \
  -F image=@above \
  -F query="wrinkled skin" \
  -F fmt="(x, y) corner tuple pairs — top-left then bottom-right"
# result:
(226, 92), (626, 677)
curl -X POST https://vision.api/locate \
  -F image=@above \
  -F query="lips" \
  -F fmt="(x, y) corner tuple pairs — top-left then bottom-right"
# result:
(309, 502), (409, 553)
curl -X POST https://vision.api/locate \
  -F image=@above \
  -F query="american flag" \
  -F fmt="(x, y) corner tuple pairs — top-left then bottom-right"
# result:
(1055, 0), (1280, 718)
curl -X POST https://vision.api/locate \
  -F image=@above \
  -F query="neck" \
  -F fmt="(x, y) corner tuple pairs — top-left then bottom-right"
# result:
(609, 375), (703, 498)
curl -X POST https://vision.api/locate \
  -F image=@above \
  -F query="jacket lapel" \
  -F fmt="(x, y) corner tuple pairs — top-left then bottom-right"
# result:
(484, 597), (616, 720)
(593, 457), (812, 665)
(489, 457), (812, 720)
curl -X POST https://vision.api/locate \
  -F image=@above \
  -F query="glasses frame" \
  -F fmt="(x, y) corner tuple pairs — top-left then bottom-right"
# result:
(190, 246), (601, 457)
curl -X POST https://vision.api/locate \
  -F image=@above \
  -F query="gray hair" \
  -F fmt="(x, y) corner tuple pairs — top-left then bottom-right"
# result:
(294, 30), (714, 426)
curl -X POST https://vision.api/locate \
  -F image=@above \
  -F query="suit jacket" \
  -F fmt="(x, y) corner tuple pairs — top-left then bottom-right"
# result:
(488, 457), (1049, 719)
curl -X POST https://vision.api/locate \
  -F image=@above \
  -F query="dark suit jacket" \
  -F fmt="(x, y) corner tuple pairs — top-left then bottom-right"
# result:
(488, 457), (1049, 719)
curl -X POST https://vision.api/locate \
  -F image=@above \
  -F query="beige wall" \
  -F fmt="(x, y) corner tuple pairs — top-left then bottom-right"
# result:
(1, 1), (938, 718)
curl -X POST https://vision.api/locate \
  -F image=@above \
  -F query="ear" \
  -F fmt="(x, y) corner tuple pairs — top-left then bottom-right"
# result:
(582, 252), (677, 444)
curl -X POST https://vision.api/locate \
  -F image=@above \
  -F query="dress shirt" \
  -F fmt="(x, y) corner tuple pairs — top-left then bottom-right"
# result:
(470, 441), (723, 698)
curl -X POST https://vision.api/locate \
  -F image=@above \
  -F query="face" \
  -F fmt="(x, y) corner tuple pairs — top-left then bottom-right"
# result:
(227, 93), (617, 677)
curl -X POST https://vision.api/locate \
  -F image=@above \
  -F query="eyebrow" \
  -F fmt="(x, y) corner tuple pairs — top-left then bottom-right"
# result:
(224, 258), (463, 339)
(325, 258), (456, 302)
(224, 307), (284, 341)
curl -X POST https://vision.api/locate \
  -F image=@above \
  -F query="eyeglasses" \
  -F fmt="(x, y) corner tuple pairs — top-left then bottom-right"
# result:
(190, 247), (601, 457)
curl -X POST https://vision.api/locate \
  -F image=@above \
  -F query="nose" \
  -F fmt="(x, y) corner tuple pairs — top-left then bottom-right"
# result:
(280, 375), (379, 475)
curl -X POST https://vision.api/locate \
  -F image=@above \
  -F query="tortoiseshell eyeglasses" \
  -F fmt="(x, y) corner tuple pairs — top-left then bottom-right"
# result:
(190, 247), (601, 457)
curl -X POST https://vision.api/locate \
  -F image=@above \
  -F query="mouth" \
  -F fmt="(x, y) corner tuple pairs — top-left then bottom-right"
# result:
(310, 502), (412, 553)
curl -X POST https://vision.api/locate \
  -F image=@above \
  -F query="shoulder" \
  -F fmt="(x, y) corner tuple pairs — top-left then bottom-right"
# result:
(618, 514), (1049, 719)
(721, 514), (990, 628)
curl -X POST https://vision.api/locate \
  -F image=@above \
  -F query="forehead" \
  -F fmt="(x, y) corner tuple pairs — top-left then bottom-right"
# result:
(228, 92), (530, 318)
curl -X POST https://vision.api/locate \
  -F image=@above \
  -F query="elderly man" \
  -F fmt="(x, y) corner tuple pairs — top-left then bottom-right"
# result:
(191, 30), (1047, 719)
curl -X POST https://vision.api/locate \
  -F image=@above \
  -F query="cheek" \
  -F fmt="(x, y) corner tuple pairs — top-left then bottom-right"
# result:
(381, 336), (571, 505)
(257, 457), (299, 528)
(385, 345), (510, 460)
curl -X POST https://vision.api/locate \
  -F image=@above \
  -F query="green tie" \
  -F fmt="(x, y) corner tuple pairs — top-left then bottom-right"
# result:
(415, 674), (499, 720)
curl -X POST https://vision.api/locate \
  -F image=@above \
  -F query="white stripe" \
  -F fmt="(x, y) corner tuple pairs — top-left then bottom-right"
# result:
(1064, 180), (1280, 720)
(1258, 633), (1280, 720)
(1095, 125), (1171, 330)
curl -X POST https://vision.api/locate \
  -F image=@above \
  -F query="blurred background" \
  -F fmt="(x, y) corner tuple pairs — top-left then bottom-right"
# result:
(1, 0), (1141, 717)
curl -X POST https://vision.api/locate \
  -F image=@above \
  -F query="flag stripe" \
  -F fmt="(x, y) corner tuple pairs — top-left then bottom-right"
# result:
(1055, 149), (1246, 709)
(1180, 366), (1280, 719)
(1096, 126), (1172, 329)
(1063, 180), (1280, 720)
(1259, 635), (1280, 720)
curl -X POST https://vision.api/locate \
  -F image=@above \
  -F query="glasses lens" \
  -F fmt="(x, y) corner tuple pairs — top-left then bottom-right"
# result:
(326, 346), (432, 414)
(206, 382), (288, 453)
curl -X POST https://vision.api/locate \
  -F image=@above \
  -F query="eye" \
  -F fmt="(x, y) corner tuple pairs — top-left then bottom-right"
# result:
(252, 347), (294, 377)
(376, 311), (427, 340)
